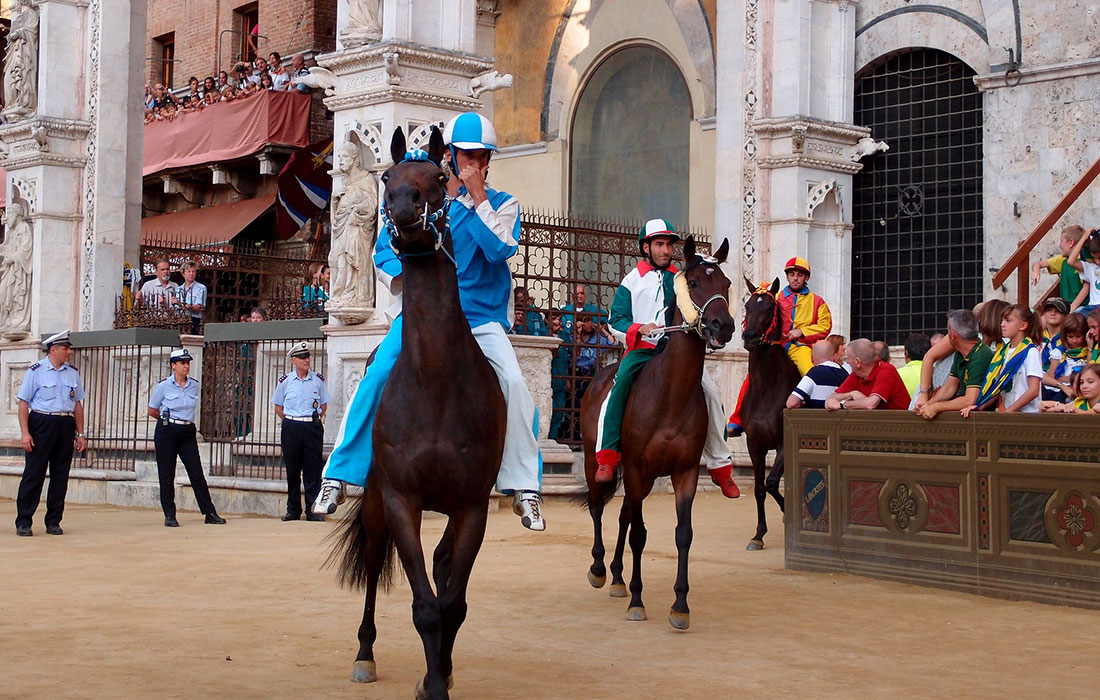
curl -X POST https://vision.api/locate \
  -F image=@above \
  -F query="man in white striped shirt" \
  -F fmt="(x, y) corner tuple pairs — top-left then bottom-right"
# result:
(787, 340), (849, 409)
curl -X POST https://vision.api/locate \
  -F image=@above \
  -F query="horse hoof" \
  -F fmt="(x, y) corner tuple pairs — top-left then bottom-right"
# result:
(746, 539), (765, 551)
(609, 583), (628, 598)
(626, 606), (647, 621)
(414, 674), (453, 699)
(350, 660), (377, 683)
(587, 569), (607, 588)
(668, 610), (690, 630)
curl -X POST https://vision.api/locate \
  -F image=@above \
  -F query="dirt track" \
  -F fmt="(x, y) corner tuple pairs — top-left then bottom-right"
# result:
(2, 493), (1098, 699)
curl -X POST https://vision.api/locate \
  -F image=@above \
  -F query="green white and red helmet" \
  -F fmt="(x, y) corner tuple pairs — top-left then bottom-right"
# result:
(637, 218), (681, 253)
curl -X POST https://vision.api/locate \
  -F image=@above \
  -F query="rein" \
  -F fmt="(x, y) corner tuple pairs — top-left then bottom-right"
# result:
(651, 265), (731, 350)
(380, 149), (456, 266)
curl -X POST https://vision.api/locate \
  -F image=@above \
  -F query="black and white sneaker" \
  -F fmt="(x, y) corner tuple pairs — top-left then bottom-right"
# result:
(513, 491), (546, 532)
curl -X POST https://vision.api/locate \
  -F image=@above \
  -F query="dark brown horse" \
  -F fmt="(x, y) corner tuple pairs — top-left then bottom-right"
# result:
(331, 126), (506, 700)
(579, 237), (734, 630)
(740, 277), (801, 550)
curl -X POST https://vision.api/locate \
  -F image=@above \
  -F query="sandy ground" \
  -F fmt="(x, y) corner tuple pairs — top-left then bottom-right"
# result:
(2, 493), (1098, 700)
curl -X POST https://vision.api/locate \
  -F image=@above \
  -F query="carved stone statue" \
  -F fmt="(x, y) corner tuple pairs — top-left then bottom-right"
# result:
(3, 0), (40, 120)
(0, 202), (34, 339)
(329, 139), (378, 319)
(342, 0), (383, 49)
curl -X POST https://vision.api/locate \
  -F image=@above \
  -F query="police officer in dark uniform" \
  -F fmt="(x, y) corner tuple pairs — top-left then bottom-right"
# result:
(15, 330), (86, 536)
(272, 342), (329, 521)
(148, 348), (226, 527)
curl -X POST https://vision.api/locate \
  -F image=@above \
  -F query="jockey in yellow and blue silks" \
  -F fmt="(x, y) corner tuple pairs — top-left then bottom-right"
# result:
(312, 112), (546, 531)
(592, 219), (740, 498)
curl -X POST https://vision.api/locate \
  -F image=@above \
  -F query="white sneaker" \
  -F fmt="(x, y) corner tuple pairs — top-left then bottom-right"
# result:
(513, 491), (546, 532)
(313, 479), (346, 515)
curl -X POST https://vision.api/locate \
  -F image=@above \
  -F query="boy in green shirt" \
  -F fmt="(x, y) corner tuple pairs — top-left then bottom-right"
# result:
(1031, 225), (1090, 310)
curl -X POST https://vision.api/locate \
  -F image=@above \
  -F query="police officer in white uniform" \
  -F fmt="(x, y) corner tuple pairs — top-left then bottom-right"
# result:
(272, 342), (329, 521)
(148, 348), (226, 527)
(15, 330), (86, 536)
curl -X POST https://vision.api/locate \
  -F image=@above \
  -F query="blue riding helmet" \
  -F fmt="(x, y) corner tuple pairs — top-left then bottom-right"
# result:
(443, 112), (498, 175)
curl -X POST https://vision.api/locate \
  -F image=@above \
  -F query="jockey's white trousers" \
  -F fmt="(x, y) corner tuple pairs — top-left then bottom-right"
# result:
(701, 370), (733, 469)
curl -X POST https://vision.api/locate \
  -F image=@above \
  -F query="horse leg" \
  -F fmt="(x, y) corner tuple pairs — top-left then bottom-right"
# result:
(625, 494), (649, 621)
(668, 467), (698, 630)
(383, 496), (448, 700)
(586, 488), (607, 588)
(432, 520), (456, 595)
(608, 498), (630, 598)
(352, 486), (389, 683)
(747, 437), (769, 550)
(435, 505), (488, 693)
(765, 444), (786, 513)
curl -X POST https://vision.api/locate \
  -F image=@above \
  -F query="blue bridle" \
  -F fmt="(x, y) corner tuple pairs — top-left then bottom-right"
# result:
(381, 149), (455, 264)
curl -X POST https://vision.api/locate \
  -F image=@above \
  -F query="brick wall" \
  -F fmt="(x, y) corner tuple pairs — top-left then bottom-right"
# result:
(146, 0), (337, 89)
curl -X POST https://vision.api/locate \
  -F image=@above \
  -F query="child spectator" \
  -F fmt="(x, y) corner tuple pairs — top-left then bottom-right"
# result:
(1087, 308), (1100, 362)
(1066, 228), (1100, 314)
(897, 333), (930, 399)
(787, 340), (849, 409)
(1042, 311), (1089, 402)
(963, 304), (1043, 416)
(1039, 297), (1069, 370)
(1032, 225), (1091, 311)
(259, 72), (275, 90)
(1043, 364), (1100, 414)
(217, 70), (233, 93)
(976, 299), (1010, 350)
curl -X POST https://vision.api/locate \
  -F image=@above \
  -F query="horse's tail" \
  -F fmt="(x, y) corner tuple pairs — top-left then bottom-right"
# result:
(324, 491), (399, 593)
(571, 469), (622, 509)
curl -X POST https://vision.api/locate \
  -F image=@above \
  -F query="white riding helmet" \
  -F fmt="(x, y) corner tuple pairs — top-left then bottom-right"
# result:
(443, 112), (498, 152)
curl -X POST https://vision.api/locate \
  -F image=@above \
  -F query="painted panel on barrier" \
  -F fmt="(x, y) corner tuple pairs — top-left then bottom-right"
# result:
(849, 479), (884, 527)
(1008, 490), (1053, 543)
(801, 466), (829, 532)
(1045, 491), (1099, 552)
(923, 484), (961, 535)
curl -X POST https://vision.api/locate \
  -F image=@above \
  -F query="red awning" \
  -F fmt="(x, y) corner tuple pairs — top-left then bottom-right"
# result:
(141, 195), (275, 247)
(143, 91), (311, 176)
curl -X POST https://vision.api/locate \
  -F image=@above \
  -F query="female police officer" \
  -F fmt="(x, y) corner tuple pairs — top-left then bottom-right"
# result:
(148, 348), (226, 527)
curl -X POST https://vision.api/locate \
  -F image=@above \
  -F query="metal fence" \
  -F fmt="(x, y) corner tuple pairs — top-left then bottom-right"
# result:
(200, 319), (326, 480)
(511, 212), (710, 445)
(70, 329), (181, 471)
(116, 234), (329, 332)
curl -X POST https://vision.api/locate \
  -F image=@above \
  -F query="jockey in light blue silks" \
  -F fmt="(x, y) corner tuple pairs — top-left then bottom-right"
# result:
(312, 112), (546, 531)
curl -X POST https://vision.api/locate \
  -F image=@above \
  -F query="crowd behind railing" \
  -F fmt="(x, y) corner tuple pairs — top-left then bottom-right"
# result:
(144, 51), (313, 124)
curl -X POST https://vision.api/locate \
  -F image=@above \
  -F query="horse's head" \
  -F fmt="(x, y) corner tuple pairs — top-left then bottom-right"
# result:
(674, 237), (735, 350)
(381, 126), (448, 254)
(741, 276), (782, 350)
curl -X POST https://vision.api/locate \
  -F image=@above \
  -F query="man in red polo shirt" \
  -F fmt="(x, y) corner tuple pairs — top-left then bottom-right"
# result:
(824, 338), (911, 410)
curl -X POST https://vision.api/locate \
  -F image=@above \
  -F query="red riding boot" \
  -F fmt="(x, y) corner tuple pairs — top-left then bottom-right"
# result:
(594, 449), (620, 483)
(708, 464), (741, 498)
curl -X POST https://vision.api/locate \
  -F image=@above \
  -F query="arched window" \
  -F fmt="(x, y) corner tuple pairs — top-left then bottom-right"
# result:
(570, 46), (691, 228)
(852, 49), (983, 344)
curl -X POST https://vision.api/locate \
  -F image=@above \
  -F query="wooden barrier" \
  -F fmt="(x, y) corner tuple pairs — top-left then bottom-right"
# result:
(784, 411), (1100, 609)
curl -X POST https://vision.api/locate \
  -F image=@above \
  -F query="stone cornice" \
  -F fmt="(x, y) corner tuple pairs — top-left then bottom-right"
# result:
(324, 88), (483, 113)
(0, 151), (87, 170)
(974, 56), (1100, 92)
(0, 116), (92, 141)
(318, 42), (494, 78)
(752, 116), (869, 143)
(757, 154), (864, 174)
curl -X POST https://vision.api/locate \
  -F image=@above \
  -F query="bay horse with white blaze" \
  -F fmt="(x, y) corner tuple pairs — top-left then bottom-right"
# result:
(580, 237), (734, 630)
(740, 277), (801, 550)
(330, 126), (506, 700)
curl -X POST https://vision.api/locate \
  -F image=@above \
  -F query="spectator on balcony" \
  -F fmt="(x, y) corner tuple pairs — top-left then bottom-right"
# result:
(302, 263), (330, 313)
(787, 340), (849, 409)
(976, 299), (1011, 351)
(150, 83), (176, 110)
(217, 70), (233, 93)
(1087, 309), (1100, 362)
(174, 260), (206, 335)
(186, 76), (201, 103)
(825, 338), (911, 411)
(511, 286), (547, 336)
(1042, 363), (1100, 413)
(1032, 225), (1091, 312)
(897, 333), (931, 399)
(250, 56), (270, 84)
(250, 307), (270, 322)
(560, 284), (603, 336)
(144, 84), (154, 109)
(139, 258), (178, 308)
(914, 311), (991, 419)
(1066, 227), (1100, 315)
(1039, 297), (1070, 400)
(201, 76), (217, 97)
(1042, 311), (1089, 402)
(233, 63), (252, 88)
(268, 52), (290, 91)
(290, 53), (311, 93)
(873, 340), (891, 364)
(962, 304), (1043, 417)
(259, 72), (275, 91)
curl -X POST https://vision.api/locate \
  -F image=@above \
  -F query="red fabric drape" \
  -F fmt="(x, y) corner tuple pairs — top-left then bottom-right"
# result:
(143, 91), (311, 176)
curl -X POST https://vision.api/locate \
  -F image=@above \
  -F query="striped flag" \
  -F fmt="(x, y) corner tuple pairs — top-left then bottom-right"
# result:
(275, 137), (334, 240)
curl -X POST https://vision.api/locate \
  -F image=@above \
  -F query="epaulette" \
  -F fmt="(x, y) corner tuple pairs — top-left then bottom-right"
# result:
(159, 376), (172, 383)
(278, 373), (288, 383)
(315, 372), (324, 381)
(29, 362), (40, 371)
(68, 365), (79, 373)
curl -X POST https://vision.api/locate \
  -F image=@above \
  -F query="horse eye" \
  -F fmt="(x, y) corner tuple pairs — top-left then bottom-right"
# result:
(381, 173), (389, 183)
(688, 280), (697, 288)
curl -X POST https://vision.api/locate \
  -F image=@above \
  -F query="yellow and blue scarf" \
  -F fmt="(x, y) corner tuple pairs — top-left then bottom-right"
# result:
(974, 337), (1036, 408)
(1073, 396), (1094, 412)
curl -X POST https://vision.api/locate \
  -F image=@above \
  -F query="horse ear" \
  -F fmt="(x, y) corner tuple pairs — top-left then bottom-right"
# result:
(769, 277), (781, 296)
(744, 275), (756, 295)
(714, 238), (730, 264)
(683, 235), (696, 262)
(427, 126), (445, 169)
(389, 127), (407, 165)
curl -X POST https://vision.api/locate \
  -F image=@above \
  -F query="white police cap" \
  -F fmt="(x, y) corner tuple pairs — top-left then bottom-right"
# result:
(43, 329), (72, 351)
(169, 348), (193, 363)
(287, 342), (311, 359)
